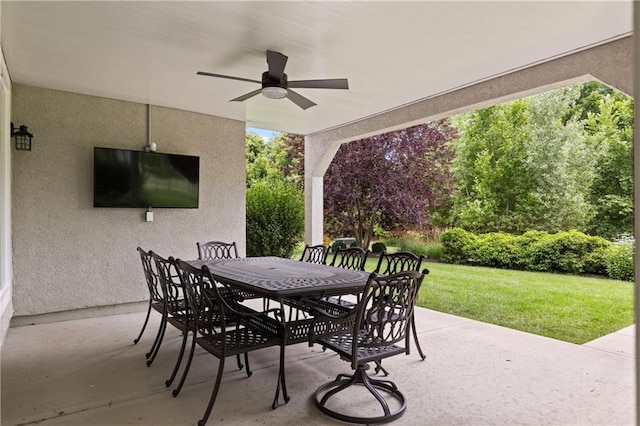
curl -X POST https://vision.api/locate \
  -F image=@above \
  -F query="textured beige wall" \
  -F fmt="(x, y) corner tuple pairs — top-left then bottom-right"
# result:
(11, 84), (246, 316)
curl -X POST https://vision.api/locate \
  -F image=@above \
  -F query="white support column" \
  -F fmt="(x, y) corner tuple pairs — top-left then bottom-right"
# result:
(303, 135), (343, 245)
(304, 176), (324, 245)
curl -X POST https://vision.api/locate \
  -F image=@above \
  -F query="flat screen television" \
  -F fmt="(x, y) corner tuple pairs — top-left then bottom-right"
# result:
(94, 147), (199, 208)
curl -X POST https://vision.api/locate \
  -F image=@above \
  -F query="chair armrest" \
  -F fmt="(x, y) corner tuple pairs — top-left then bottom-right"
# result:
(308, 306), (353, 320)
(284, 296), (353, 317)
(308, 305), (358, 347)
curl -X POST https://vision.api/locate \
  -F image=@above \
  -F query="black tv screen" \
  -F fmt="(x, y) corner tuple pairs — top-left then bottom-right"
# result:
(94, 147), (199, 208)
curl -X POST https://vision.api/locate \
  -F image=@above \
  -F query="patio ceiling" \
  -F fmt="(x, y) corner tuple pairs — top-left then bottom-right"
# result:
(1, 1), (632, 136)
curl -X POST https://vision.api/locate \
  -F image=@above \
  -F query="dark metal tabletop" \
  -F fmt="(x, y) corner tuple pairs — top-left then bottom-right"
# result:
(189, 256), (371, 299)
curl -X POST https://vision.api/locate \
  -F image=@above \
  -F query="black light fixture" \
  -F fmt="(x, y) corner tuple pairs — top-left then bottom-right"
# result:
(11, 122), (33, 151)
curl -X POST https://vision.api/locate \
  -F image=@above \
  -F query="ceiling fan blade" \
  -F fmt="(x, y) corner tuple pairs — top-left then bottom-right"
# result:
(288, 78), (349, 90)
(266, 50), (288, 81)
(230, 89), (263, 102)
(197, 71), (261, 85)
(286, 89), (317, 110)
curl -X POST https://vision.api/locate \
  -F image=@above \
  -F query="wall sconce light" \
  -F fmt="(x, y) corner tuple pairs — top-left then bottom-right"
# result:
(11, 122), (33, 151)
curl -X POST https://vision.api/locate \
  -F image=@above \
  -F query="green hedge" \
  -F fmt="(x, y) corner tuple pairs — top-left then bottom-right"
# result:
(246, 180), (304, 258)
(440, 228), (634, 281)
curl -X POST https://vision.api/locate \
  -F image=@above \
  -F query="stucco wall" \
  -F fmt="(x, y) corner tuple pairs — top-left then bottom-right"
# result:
(11, 84), (246, 317)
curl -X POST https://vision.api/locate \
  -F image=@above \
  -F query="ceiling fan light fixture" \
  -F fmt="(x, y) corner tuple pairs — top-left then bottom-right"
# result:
(262, 86), (287, 99)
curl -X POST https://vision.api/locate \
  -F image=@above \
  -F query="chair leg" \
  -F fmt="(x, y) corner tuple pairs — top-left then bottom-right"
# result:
(165, 324), (189, 387)
(134, 300), (152, 344)
(236, 353), (244, 370)
(172, 329), (197, 397)
(146, 312), (168, 367)
(145, 309), (166, 358)
(374, 360), (389, 376)
(243, 352), (252, 377)
(411, 316), (426, 360)
(198, 357), (226, 426)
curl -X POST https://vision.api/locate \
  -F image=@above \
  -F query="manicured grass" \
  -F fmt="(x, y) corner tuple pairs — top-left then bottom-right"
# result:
(404, 261), (634, 344)
(295, 249), (634, 343)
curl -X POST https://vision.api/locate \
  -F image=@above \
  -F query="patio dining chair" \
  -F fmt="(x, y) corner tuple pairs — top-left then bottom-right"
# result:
(134, 248), (167, 365)
(308, 270), (426, 424)
(150, 251), (194, 385)
(174, 259), (289, 425)
(197, 240), (260, 302)
(372, 251), (427, 375)
(323, 246), (370, 307)
(299, 244), (330, 265)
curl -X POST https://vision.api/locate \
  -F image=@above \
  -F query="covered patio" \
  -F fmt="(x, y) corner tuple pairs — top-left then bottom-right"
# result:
(2, 307), (634, 425)
(0, 2), (637, 425)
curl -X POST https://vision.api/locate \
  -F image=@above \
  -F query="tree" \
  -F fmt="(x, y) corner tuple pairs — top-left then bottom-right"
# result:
(274, 133), (305, 190)
(449, 87), (595, 234)
(246, 131), (281, 187)
(582, 94), (634, 238)
(323, 122), (456, 249)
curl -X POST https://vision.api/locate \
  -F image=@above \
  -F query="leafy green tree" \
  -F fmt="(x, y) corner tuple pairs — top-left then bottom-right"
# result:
(274, 133), (305, 190)
(449, 87), (594, 234)
(246, 131), (283, 187)
(582, 94), (634, 238)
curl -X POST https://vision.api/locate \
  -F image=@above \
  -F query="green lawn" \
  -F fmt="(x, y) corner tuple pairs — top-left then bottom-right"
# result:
(294, 248), (634, 344)
(360, 257), (634, 344)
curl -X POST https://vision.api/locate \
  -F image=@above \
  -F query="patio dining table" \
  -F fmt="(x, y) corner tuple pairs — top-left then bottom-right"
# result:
(188, 256), (371, 345)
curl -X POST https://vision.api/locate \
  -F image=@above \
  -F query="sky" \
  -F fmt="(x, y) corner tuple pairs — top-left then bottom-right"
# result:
(247, 127), (280, 141)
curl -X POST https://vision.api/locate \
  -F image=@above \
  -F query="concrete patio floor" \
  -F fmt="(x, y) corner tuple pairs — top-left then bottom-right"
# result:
(1, 307), (635, 425)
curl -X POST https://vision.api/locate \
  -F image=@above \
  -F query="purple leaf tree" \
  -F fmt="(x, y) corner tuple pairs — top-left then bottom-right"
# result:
(323, 122), (456, 248)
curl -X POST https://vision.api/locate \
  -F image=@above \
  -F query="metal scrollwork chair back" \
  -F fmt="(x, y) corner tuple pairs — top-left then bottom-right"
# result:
(374, 250), (425, 275)
(308, 270), (426, 424)
(329, 246), (369, 271)
(323, 246), (370, 307)
(299, 244), (330, 265)
(197, 240), (239, 261)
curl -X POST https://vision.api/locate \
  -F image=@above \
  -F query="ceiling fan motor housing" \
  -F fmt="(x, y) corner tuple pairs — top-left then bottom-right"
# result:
(261, 71), (288, 99)
(262, 71), (287, 89)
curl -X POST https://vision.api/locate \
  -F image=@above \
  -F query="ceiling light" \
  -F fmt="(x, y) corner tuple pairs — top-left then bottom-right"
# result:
(262, 86), (287, 99)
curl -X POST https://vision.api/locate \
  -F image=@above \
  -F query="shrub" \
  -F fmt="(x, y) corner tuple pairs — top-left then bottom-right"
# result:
(332, 241), (347, 252)
(246, 180), (304, 258)
(440, 228), (621, 278)
(440, 227), (477, 263)
(583, 247), (609, 275)
(526, 230), (611, 274)
(371, 242), (387, 253)
(467, 232), (519, 268)
(605, 242), (635, 281)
